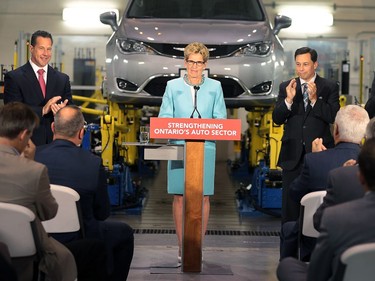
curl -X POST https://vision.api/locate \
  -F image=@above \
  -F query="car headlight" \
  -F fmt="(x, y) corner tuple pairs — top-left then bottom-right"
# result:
(117, 39), (155, 54)
(235, 42), (271, 57)
(250, 81), (272, 94)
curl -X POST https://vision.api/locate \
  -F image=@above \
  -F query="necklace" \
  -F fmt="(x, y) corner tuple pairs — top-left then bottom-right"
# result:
(183, 74), (205, 87)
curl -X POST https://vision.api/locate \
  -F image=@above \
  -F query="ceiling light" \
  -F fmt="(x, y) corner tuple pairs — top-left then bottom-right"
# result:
(279, 5), (333, 34)
(62, 7), (119, 26)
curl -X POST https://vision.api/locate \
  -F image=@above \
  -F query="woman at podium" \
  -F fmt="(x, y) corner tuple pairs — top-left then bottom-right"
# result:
(158, 42), (227, 263)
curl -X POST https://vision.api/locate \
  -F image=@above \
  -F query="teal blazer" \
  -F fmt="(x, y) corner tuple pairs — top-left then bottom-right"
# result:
(158, 76), (227, 195)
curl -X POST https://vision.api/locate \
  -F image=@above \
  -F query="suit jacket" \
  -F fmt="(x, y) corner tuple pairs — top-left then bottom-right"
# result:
(4, 62), (73, 146)
(35, 139), (110, 240)
(272, 75), (340, 171)
(365, 75), (375, 118)
(313, 165), (364, 231)
(289, 142), (361, 203)
(0, 144), (77, 280)
(308, 192), (375, 281)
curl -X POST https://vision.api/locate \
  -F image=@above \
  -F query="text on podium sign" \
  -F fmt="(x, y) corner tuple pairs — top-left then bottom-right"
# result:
(150, 117), (241, 141)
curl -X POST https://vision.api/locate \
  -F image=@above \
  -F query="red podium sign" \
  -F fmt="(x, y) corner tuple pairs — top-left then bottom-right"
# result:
(150, 117), (241, 141)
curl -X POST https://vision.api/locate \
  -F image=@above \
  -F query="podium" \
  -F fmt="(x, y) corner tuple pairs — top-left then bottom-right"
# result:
(148, 117), (241, 272)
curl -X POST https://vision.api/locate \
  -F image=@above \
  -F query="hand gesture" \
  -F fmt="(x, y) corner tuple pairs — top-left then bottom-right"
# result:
(343, 159), (357, 167)
(42, 96), (69, 115)
(42, 96), (62, 116)
(21, 139), (36, 160)
(312, 138), (326, 152)
(305, 81), (317, 104)
(285, 79), (297, 104)
(51, 99), (69, 115)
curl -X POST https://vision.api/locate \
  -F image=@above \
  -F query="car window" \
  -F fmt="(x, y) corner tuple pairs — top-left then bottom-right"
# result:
(127, 0), (265, 21)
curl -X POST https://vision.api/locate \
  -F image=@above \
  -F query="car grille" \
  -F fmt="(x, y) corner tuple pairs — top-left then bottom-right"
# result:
(144, 76), (245, 98)
(147, 42), (240, 58)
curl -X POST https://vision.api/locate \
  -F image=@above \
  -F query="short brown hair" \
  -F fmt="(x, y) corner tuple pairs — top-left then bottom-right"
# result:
(0, 102), (39, 139)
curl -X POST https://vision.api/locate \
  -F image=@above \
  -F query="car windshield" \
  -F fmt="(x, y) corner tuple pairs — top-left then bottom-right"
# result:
(127, 0), (265, 21)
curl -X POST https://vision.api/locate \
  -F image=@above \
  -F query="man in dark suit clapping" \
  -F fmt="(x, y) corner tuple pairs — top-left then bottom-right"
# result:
(4, 30), (73, 146)
(272, 47), (340, 224)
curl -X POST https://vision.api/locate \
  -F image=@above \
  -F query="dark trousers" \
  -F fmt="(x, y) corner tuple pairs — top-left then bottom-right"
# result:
(281, 167), (303, 224)
(280, 221), (316, 261)
(281, 145), (306, 224)
(55, 220), (134, 281)
(98, 221), (134, 281)
(277, 257), (308, 281)
(0, 242), (17, 281)
(65, 239), (109, 281)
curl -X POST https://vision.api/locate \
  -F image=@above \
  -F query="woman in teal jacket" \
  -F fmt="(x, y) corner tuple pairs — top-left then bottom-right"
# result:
(158, 42), (227, 263)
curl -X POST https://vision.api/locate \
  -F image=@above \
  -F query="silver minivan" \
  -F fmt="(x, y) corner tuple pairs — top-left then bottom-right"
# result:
(100, 0), (291, 109)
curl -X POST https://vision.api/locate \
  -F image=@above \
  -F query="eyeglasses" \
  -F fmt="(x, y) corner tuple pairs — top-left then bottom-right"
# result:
(186, 60), (206, 67)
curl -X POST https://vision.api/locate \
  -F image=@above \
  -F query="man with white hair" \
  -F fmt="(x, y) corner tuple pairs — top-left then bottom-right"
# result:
(280, 104), (369, 261)
(313, 117), (375, 230)
(277, 137), (375, 281)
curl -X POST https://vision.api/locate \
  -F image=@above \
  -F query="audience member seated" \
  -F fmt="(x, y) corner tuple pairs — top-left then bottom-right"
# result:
(0, 102), (77, 281)
(280, 105), (369, 261)
(313, 117), (375, 230)
(0, 102), (109, 281)
(35, 105), (134, 281)
(277, 137), (375, 281)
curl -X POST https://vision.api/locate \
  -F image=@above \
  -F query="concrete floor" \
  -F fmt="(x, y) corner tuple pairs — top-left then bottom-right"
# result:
(127, 234), (279, 281)
(110, 160), (281, 281)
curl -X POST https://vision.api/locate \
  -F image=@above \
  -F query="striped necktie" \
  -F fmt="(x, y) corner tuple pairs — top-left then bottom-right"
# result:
(302, 83), (308, 111)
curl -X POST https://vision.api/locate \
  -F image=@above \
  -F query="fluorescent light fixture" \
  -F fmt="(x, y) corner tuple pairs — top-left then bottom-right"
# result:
(63, 7), (119, 26)
(279, 5), (333, 34)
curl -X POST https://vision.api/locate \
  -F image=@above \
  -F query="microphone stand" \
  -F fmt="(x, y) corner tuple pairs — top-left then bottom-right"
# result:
(190, 86), (202, 118)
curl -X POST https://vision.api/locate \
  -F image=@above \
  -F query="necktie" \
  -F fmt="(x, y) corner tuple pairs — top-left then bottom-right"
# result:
(37, 69), (46, 97)
(302, 83), (308, 111)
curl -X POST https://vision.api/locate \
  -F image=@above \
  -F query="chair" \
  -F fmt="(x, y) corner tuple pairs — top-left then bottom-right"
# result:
(42, 184), (85, 238)
(298, 190), (327, 260)
(340, 243), (375, 281)
(0, 202), (44, 280)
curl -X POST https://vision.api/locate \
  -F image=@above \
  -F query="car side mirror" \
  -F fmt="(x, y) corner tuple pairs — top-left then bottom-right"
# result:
(100, 11), (119, 32)
(273, 15), (292, 35)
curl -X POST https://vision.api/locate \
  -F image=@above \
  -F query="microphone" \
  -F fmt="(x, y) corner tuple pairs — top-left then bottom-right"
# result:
(190, 86), (202, 118)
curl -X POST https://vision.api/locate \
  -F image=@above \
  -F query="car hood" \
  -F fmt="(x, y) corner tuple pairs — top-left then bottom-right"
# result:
(118, 18), (273, 44)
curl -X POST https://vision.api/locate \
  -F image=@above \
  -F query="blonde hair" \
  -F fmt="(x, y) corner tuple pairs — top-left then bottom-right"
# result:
(184, 42), (209, 62)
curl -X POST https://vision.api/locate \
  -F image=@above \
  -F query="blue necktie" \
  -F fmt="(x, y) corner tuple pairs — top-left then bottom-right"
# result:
(303, 83), (308, 111)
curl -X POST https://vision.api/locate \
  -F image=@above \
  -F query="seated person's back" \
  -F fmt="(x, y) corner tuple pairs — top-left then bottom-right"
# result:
(35, 105), (134, 281)
(36, 139), (110, 240)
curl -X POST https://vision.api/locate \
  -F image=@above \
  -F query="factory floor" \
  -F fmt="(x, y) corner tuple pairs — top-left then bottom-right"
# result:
(109, 160), (281, 281)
